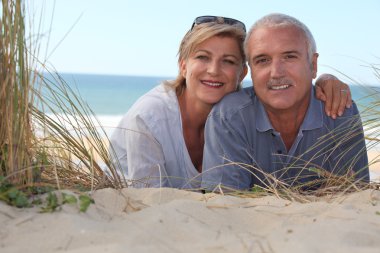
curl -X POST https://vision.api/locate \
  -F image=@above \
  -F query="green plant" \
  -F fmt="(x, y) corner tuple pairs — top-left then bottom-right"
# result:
(0, 0), (36, 185)
(39, 191), (94, 213)
(1, 174), (94, 211)
(0, 0), (125, 199)
(0, 176), (30, 207)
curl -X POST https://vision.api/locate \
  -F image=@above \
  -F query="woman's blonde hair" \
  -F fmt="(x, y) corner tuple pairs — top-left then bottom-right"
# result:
(165, 23), (246, 96)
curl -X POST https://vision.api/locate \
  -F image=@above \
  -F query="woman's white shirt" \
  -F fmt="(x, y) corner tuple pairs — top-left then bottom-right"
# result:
(110, 83), (201, 189)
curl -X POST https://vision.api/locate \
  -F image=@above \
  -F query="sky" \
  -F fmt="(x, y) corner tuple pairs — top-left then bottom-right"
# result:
(29, 0), (380, 84)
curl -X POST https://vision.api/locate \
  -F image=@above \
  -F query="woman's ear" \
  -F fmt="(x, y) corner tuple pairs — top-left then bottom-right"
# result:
(239, 64), (248, 83)
(179, 59), (187, 78)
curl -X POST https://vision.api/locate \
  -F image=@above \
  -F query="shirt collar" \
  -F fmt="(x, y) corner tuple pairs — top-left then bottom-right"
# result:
(255, 87), (323, 132)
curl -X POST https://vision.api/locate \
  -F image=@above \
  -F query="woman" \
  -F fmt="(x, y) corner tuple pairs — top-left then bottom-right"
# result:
(110, 16), (351, 189)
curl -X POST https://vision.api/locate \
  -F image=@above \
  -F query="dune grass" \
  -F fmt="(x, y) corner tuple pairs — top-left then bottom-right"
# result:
(0, 0), (379, 208)
(0, 0), (35, 185)
(0, 0), (125, 206)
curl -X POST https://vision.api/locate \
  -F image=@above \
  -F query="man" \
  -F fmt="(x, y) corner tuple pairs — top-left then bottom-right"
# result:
(201, 13), (369, 191)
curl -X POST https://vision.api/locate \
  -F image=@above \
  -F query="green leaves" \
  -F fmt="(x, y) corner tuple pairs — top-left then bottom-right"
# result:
(79, 195), (95, 212)
(0, 176), (30, 208)
(62, 193), (78, 205)
(6, 188), (29, 208)
(40, 192), (94, 213)
(1, 176), (94, 212)
(251, 185), (265, 193)
(40, 192), (59, 213)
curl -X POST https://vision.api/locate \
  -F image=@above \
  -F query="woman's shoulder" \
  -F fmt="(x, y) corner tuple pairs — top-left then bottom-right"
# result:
(117, 83), (180, 130)
(128, 83), (178, 116)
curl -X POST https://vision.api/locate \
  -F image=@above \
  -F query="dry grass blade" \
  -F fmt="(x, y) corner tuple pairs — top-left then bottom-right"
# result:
(30, 69), (127, 190)
(1, 0), (126, 193)
(0, 0), (35, 185)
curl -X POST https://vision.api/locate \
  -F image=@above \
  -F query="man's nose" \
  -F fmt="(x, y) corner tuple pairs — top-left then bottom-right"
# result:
(270, 59), (285, 78)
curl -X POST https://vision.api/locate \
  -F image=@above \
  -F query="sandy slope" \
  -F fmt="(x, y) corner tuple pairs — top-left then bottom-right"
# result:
(1, 187), (380, 253)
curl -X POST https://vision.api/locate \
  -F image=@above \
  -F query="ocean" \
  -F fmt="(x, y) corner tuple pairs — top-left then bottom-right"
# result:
(57, 73), (378, 114)
(42, 72), (379, 137)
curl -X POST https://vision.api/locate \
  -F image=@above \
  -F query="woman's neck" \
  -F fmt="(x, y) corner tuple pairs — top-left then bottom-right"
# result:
(177, 91), (212, 129)
(177, 91), (212, 172)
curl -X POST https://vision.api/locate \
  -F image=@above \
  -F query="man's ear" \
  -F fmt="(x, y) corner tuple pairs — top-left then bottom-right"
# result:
(312, 53), (319, 79)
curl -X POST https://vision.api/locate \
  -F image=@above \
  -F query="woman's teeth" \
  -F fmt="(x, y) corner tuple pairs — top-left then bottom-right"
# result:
(202, 81), (223, 87)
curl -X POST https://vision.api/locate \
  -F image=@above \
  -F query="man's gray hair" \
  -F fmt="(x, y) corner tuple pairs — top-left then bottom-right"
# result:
(245, 13), (317, 63)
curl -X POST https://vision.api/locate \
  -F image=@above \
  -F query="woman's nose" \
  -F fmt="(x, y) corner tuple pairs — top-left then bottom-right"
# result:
(207, 60), (221, 76)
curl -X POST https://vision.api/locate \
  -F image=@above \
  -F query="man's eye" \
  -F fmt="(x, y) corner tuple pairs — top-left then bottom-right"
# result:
(255, 58), (268, 64)
(285, 55), (297, 59)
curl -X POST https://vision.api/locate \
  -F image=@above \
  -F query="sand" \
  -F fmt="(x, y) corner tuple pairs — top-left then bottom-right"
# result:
(368, 150), (380, 182)
(1, 186), (380, 253)
(0, 147), (379, 253)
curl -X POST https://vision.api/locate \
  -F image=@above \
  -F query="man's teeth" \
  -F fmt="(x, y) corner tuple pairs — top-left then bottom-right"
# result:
(203, 81), (223, 87)
(271, 85), (290, 90)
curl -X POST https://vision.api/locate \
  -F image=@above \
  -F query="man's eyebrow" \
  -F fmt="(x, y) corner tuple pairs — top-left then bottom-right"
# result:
(251, 54), (267, 60)
(282, 50), (301, 55)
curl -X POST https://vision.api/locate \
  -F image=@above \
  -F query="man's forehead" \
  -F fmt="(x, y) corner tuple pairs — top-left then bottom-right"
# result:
(248, 26), (307, 53)
(251, 25), (304, 40)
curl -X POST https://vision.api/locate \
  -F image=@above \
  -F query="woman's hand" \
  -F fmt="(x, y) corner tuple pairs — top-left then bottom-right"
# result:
(315, 74), (352, 119)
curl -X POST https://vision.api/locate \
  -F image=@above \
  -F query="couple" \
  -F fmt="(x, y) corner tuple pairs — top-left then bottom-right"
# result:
(110, 13), (369, 190)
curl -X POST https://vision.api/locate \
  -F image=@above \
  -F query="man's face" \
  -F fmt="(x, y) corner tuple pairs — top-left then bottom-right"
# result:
(247, 25), (318, 113)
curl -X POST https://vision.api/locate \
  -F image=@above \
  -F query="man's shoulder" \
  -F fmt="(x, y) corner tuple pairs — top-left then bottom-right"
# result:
(313, 98), (362, 131)
(210, 87), (255, 118)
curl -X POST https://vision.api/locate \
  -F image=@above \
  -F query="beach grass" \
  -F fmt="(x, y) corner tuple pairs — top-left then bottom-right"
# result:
(0, 0), (35, 185)
(0, 0), (125, 203)
(0, 0), (379, 208)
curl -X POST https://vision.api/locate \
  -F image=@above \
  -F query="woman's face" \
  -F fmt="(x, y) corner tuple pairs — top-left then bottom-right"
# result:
(180, 36), (247, 107)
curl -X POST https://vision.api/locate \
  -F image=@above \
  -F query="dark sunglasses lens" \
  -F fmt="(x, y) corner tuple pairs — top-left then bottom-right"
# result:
(224, 18), (246, 31)
(192, 16), (246, 31)
(195, 16), (217, 25)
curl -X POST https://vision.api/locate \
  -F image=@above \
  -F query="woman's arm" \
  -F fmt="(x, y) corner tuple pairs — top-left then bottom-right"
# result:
(315, 74), (352, 119)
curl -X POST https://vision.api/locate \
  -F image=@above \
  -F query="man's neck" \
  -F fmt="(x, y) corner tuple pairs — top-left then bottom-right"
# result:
(265, 102), (309, 151)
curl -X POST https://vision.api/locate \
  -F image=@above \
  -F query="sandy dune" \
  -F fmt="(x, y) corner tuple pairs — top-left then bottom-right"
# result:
(1, 187), (380, 253)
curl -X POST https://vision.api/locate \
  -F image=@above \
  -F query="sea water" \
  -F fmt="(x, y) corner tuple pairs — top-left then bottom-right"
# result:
(55, 73), (379, 113)
(40, 72), (379, 136)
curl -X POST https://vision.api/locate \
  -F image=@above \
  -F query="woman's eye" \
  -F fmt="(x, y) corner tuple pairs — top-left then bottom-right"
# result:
(195, 55), (208, 60)
(224, 59), (236, 65)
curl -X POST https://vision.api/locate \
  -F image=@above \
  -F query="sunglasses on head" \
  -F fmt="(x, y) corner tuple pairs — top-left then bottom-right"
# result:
(191, 15), (246, 32)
